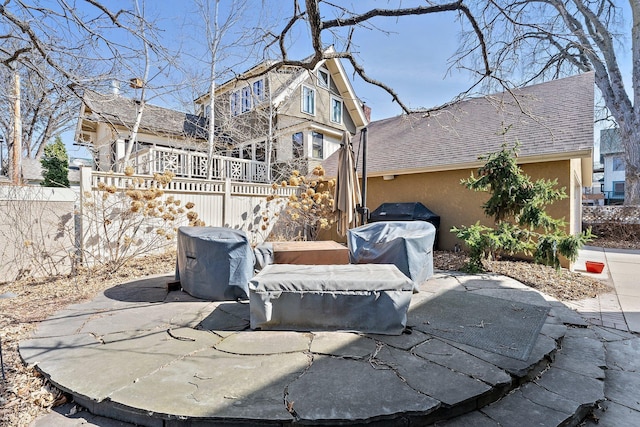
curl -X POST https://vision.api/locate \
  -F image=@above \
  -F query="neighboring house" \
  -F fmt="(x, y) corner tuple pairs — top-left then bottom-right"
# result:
(599, 127), (625, 204)
(1, 156), (91, 187)
(76, 50), (368, 183)
(195, 47), (369, 180)
(75, 90), (215, 178)
(68, 157), (94, 186)
(322, 72), (595, 261)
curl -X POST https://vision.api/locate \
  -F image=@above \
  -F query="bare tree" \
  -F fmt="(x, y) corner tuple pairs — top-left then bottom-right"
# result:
(0, 1), (166, 176)
(0, 55), (79, 161)
(458, 1), (640, 205)
(194, 0), (250, 179)
(239, 1), (638, 204)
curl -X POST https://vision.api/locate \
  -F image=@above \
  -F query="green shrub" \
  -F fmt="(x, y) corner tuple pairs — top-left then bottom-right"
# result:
(452, 143), (592, 271)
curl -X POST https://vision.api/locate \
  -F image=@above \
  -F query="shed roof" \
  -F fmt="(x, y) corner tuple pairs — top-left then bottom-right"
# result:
(324, 72), (594, 177)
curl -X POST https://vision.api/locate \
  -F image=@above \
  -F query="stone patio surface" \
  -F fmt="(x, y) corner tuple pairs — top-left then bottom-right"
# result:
(24, 247), (640, 426)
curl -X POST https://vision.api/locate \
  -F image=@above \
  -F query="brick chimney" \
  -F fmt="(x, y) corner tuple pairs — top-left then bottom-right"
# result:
(363, 104), (372, 124)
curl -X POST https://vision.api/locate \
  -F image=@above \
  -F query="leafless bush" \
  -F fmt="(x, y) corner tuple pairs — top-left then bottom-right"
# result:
(0, 186), (76, 282)
(587, 222), (640, 242)
(262, 165), (336, 241)
(80, 170), (203, 273)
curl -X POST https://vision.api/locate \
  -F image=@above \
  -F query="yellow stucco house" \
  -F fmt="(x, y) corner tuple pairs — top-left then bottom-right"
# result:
(323, 72), (594, 255)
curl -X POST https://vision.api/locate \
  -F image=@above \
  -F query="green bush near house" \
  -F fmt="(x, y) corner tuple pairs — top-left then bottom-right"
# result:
(452, 143), (593, 272)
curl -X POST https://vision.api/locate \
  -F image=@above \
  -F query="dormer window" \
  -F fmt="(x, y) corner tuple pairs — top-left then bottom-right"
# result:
(317, 68), (330, 88)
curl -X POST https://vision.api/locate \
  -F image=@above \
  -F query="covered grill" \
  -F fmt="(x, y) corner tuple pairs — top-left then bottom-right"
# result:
(369, 202), (440, 249)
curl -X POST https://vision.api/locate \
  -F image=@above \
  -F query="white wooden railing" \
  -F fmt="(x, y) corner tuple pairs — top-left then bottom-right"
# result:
(81, 168), (297, 237)
(126, 146), (270, 183)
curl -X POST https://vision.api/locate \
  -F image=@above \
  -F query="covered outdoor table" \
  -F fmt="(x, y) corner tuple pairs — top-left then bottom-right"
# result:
(175, 227), (253, 300)
(347, 220), (436, 290)
(253, 241), (350, 270)
(249, 264), (413, 335)
(273, 241), (350, 265)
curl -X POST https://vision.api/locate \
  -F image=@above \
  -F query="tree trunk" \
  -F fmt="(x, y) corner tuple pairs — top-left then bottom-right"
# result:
(11, 71), (21, 184)
(624, 124), (640, 205)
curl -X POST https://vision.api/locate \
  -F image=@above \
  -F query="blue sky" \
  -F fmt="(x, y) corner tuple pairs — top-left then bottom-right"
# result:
(65, 0), (633, 162)
(67, 1), (470, 158)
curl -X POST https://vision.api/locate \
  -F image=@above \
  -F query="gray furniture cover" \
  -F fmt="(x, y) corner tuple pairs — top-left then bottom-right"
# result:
(175, 227), (253, 300)
(249, 264), (414, 335)
(348, 221), (435, 290)
(253, 242), (274, 271)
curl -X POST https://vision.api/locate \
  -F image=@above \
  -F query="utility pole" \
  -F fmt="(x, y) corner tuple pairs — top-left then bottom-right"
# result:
(11, 71), (21, 184)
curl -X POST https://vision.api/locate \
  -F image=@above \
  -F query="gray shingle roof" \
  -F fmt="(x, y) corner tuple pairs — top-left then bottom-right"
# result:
(82, 91), (209, 140)
(324, 72), (594, 176)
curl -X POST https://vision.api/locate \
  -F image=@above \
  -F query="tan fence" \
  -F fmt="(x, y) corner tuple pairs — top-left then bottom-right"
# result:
(78, 168), (295, 267)
(0, 186), (78, 281)
(0, 170), (295, 282)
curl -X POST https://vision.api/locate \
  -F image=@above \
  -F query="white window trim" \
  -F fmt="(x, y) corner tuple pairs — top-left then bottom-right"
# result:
(317, 68), (330, 88)
(252, 78), (265, 103)
(330, 96), (343, 124)
(312, 131), (323, 159)
(301, 85), (316, 116)
(230, 91), (240, 116)
(241, 86), (251, 113)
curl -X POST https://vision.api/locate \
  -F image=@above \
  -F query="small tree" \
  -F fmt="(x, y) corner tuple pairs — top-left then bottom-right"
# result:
(40, 136), (69, 187)
(452, 143), (592, 272)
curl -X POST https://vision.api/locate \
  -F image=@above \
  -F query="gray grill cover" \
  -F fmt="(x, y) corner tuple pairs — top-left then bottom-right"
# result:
(175, 227), (253, 300)
(249, 264), (413, 335)
(348, 221), (435, 289)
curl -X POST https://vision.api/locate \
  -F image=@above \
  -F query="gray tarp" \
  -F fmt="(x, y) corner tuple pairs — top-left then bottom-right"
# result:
(347, 221), (435, 290)
(175, 227), (254, 300)
(249, 264), (414, 335)
(253, 242), (273, 271)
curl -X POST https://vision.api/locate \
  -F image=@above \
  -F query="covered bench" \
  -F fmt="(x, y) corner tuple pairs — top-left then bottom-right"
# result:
(248, 264), (414, 335)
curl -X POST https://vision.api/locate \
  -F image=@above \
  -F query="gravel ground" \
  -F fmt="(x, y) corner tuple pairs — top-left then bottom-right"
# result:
(0, 242), (633, 426)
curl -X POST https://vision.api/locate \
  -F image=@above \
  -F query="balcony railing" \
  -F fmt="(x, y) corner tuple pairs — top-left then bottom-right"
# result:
(127, 146), (270, 183)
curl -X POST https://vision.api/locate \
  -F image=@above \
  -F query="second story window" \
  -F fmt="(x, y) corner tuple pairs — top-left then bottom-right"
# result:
(241, 86), (251, 113)
(230, 91), (240, 116)
(331, 97), (342, 123)
(613, 156), (624, 171)
(302, 86), (315, 115)
(292, 132), (304, 158)
(253, 79), (264, 102)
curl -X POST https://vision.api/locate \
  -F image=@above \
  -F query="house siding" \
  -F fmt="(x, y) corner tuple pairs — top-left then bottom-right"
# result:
(319, 160), (574, 266)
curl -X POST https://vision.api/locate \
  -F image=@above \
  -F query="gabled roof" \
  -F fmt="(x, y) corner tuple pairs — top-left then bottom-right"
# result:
(200, 47), (368, 128)
(78, 91), (209, 140)
(324, 72), (594, 177)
